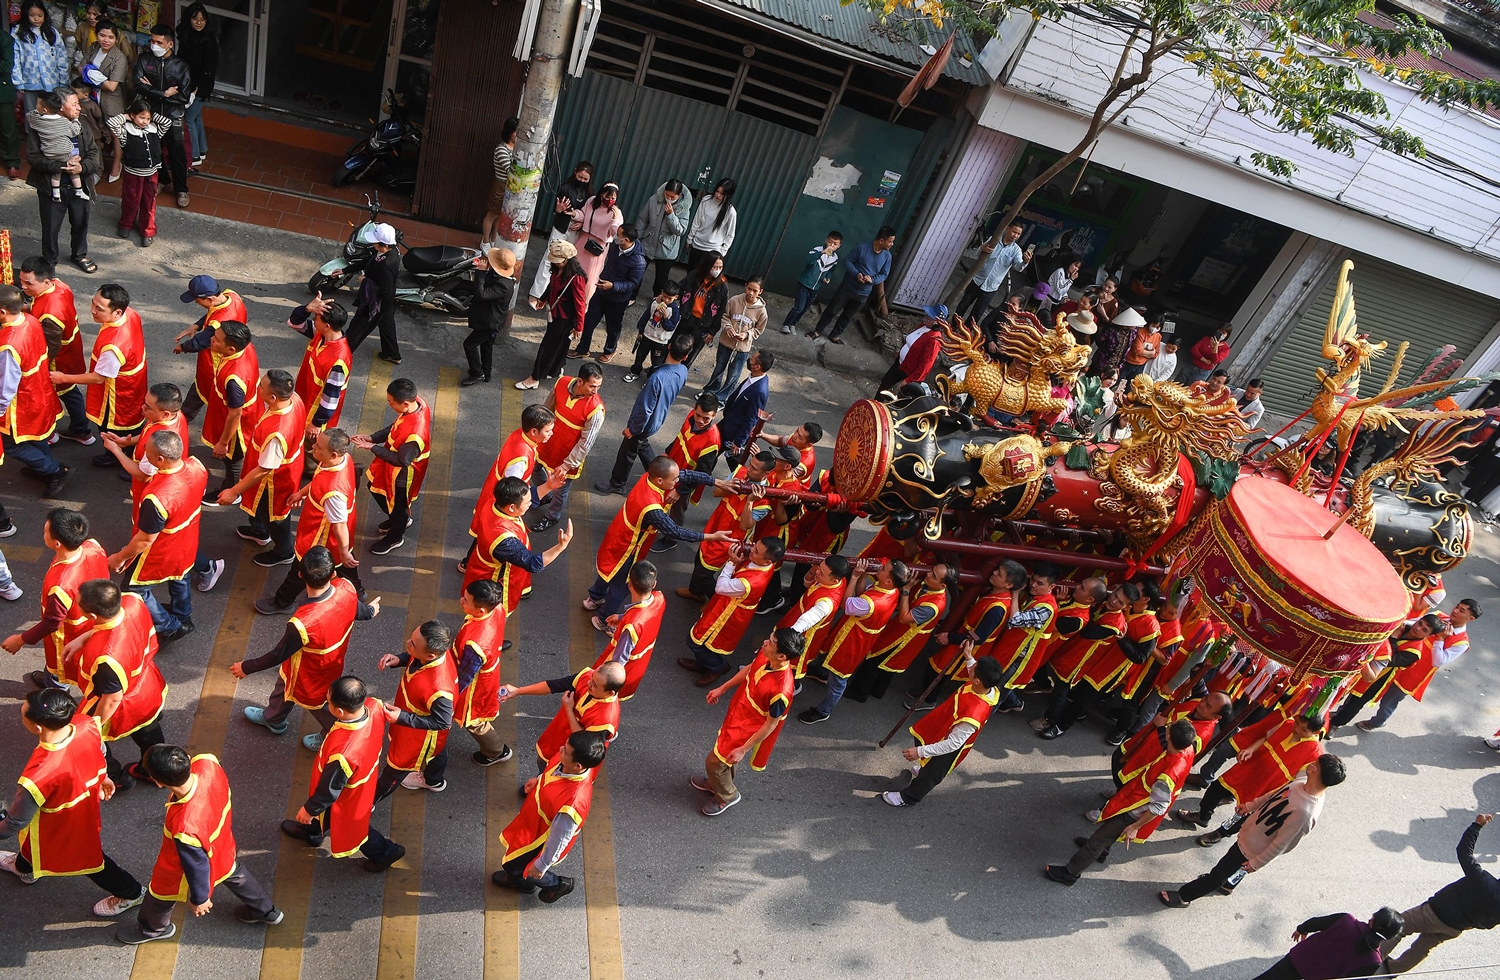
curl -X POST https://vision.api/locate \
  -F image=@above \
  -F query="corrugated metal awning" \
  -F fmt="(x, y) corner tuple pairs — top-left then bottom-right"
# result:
(700, 0), (992, 85)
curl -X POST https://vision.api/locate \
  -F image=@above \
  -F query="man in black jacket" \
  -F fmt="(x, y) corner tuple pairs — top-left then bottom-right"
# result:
(25, 89), (100, 273)
(135, 24), (192, 208)
(570, 224), (646, 361)
(1382, 814), (1500, 972)
(346, 223), (401, 364)
(462, 247), (516, 387)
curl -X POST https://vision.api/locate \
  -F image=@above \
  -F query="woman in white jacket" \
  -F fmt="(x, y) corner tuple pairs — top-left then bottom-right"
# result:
(685, 177), (737, 270)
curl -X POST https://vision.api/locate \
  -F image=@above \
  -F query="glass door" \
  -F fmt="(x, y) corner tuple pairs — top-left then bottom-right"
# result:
(203, 0), (268, 96)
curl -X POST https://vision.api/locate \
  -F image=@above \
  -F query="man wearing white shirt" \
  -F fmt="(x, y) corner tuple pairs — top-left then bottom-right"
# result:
(1361, 598), (1479, 731)
(955, 223), (1033, 323)
(1142, 338), (1178, 384)
(1232, 379), (1265, 432)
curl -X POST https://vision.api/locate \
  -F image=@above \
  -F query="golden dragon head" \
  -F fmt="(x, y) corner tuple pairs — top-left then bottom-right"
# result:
(1117, 375), (1248, 462)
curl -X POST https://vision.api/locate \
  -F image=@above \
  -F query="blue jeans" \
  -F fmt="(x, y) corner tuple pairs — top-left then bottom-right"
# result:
(704, 344), (749, 402)
(587, 569), (634, 618)
(60, 386), (90, 433)
(0, 547), (13, 590)
(1370, 686), (1407, 728)
(128, 576), (194, 633)
(533, 471), (574, 520)
(1179, 365), (1211, 385)
(783, 285), (817, 328)
(183, 99), (207, 159)
(1, 434), (59, 476)
(815, 674), (849, 716)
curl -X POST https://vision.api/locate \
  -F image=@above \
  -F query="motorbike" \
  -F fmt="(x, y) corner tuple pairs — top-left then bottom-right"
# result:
(309, 194), (482, 315)
(333, 89), (421, 189)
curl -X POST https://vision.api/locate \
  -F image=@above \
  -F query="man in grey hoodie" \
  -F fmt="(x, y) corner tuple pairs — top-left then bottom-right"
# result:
(636, 179), (692, 298)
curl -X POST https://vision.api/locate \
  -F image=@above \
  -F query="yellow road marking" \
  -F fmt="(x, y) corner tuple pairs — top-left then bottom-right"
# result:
(4, 544), (45, 563)
(257, 357), (391, 980)
(376, 365), (462, 980)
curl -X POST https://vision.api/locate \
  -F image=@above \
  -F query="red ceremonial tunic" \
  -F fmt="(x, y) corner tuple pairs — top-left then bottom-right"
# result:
(17, 713), (108, 877)
(368, 399), (431, 505)
(387, 654), (459, 772)
(295, 330), (352, 429)
(928, 591), (1012, 673)
(1119, 702), (1217, 782)
(594, 475), (669, 581)
(31, 279), (87, 379)
(1116, 611), (1165, 699)
(78, 594), (166, 740)
(148, 754), (238, 901)
(592, 590), (666, 700)
(130, 413), (191, 521)
(283, 579), (360, 709)
(1349, 634), (1426, 699)
(1017, 597), (1092, 688)
(910, 682), (1000, 769)
(667, 416), (721, 504)
(1049, 609), (1128, 686)
(823, 583), (902, 678)
(85, 309), (147, 429)
(777, 578), (847, 676)
(856, 527), (906, 564)
(465, 505), (533, 611)
(295, 453), (358, 559)
(0, 312), (63, 448)
(310, 699), (385, 857)
(988, 593), (1060, 687)
(786, 469), (848, 555)
(753, 470), (803, 544)
(500, 763), (594, 863)
(873, 585), (949, 674)
(689, 560), (777, 656)
(242, 395), (307, 521)
(697, 467), (766, 570)
(1221, 712), (1323, 803)
(538, 376), (605, 477)
(1099, 745), (1193, 842)
(1077, 610), (1156, 692)
(535, 668), (621, 763)
(189, 290), (249, 402)
(713, 650), (794, 771)
(1150, 617), (1189, 698)
(202, 344), (259, 451)
(471, 427), (541, 540)
(130, 457), (208, 586)
(1395, 632), (1448, 700)
(39, 539), (109, 684)
(453, 606), (506, 727)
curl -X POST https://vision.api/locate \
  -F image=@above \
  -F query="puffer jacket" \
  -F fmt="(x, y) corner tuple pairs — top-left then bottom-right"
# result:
(635, 182), (692, 261)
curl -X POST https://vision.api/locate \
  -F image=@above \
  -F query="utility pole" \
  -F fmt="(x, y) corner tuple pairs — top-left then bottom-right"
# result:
(498, 0), (580, 287)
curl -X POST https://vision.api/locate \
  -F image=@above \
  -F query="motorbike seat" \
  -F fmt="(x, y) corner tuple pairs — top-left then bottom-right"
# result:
(404, 245), (473, 274)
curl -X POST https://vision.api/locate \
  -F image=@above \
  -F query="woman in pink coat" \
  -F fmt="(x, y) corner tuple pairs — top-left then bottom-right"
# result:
(572, 182), (624, 302)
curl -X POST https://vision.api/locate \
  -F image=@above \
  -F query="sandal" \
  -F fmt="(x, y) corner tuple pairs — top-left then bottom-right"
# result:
(71, 256), (98, 274)
(598, 352), (613, 363)
(1158, 890), (1191, 908)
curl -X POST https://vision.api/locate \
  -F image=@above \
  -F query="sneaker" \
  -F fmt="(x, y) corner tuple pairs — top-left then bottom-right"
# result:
(376, 352), (402, 365)
(590, 615), (614, 634)
(1084, 808), (1102, 823)
(1038, 725), (1064, 740)
(0, 851), (35, 883)
(44, 465), (69, 498)
(362, 843), (406, 872)
(196, 559), (225, 592)
(793, 681), (803, 696)
(253, 552), (295, 568)
(881, 791), (908, 807)
(756, 596), (788, 617)
(491, 870), (537, 893)
(530, 516), (559, 533)
(1484, 736), (1500, 751)
(236, 526), (272, 546)
(780, 325), (794, 335)
(455, 559), (468, 573)
(400, 771), (446, 792)
(649, 538), (678, 554)
(622, 373), (639, 383)
(176, 192), (190, 209)
(377, 517), (414, 533)
(997, 696), (1025, 714)
(0, 522), (15, 538)
(1029, 717), (1052, 732)
(582, 595), (603, 611)
(1355, 720), (1380, 732)
(254, 597), (293, 616)
(244, 705), (289, 736)
(370, 537), (404, 555)
(1104, 732), (1126, 746)
(94, 890), (145, 917)
(235, 905), (285, 925)
(203, 492), (239, 507)
(689, 775), (713, 793)
(902, 695), (934, 712)
(60, 428), (96, 445)
(538, 876), (575, 903)
(300, 732), (326, 752)
(116, 921), (176, 944)
(798, 707), (830, 725)
(0, 583), (21, 601)
(472, 746), (513, 766)
(700, 793), (741, 817)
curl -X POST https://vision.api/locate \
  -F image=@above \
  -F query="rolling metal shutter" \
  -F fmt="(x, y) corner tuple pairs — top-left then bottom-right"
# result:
(1256, 254), (1500, 419)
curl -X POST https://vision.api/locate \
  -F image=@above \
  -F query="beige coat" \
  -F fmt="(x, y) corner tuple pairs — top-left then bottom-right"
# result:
(717, 294), (767, 352)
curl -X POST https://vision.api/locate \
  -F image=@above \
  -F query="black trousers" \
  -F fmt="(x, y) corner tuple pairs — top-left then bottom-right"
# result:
(373, 748), (448, 803)
(1250, 957), (1303, 980)
(348, 309), (400, 361)
(900, 743), (961, 804)
(1065, 809), (1138, 877)
(1194, 778), (1235, 823)
(1058, 682), (1109, 731)
(135, 863), (273, 936)
(0, 95), (19, 167)
(811, 284), (867, 339)
(247, 492), (295, 560)
(531, 318), (574, 381)
(607, 430), (656, 490)
(371, 472), (411, 547)
(576, 299), (629, 354)
(105, 720), (166, 782)
(214, 443), (245, 494)
(464, 327), (496, 379)
(630, 337), (668, 375)
(274, 554), (365, 606)
(953, 280), (998, 322)
(16, 851), (141, 899)
(1178, 842), (1247, 902)
(36, 184), (91, 265)
(649, 258), (675, 297)
(878, 361), (908, 393)
(683, 324), (713, 370)
(182, 387), (205, 423)
(158, 117), (189, 193)
(1331, 683), (1383, 728)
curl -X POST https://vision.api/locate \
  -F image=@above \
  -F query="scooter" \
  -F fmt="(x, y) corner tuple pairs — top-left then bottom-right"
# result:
(309, 194), (483, 315)
(333, 89), (421, 189)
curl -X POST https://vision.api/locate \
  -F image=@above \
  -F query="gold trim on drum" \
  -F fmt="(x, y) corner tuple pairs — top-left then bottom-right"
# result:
(833, 399), (895, 503)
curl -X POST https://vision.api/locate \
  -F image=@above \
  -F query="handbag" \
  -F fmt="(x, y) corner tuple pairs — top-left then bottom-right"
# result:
(584, 238), (605, 256)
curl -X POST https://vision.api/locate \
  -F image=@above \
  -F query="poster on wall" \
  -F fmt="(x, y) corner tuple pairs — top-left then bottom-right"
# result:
(1014, 203), (1115, 267)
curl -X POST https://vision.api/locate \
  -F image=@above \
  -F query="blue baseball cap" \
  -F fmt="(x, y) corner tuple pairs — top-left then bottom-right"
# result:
(181, 275), (221, 302)
(922, 304), (949, 321)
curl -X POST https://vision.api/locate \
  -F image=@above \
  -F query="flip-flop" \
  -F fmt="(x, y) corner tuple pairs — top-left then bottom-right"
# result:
(71, 256), (98, 274)
(1158, 890), (1190, 908)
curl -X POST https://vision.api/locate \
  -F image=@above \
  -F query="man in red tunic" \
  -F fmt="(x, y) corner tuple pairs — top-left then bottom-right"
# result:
(777, 554), (853, 681)
(1047, 719), (1198, 885)
(461, 404), (564, 572)
(73, 580), (167, 789)
(234, 546), (379, 752)
(352, 377), (429, 556)
(491, 730), (607, 903)
(882, 647), (1004, 807)
(217, 370), (306, 566)
(0, 283), (67, 506)
(908, 561), (1027, 710)
(1352, 600), (1478, 732)
(658, 391), (722, 532)
(1030, 582), (1135, 739)
(120, 745), (281, 943)
(108, 430), (214, 642)
(280, 676), (405, 871)
(51, 284), (146, 469)
(374, 621), (458, 797)
(97, 382), (191, 531)
(466, 476), (574, 614)
(198, 320), (259, 503)
(2, 508), (108, 690)
(19, 256), (94, 441)
(849, 561), (955, 702)
(531, 362), (606, 532)
(680, 537), (786, 685)
(988, 561), (1061, 713)
(693, 627), (804, 816)
(285, 294), (352, 437)
(0, 688), (146, 917)
(170, 274), (249, 423)
(260, 427), (364, 612)
(1176, 710), (1325, 828)
(675, 450), (773, 602)
(593, 561), (666, 700)
(799, 559), (910, 724)
(452, 580), (515, 767)
(501, 662), (627, 772)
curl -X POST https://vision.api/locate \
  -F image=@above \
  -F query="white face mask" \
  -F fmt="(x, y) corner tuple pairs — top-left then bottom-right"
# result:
(150, 42), (168, 56)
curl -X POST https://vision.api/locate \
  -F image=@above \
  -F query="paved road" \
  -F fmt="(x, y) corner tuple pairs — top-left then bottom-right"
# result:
(0, 185), (1496, 980)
